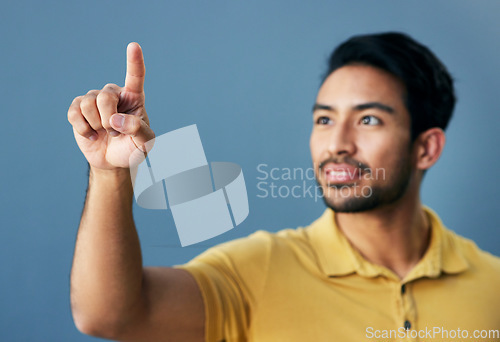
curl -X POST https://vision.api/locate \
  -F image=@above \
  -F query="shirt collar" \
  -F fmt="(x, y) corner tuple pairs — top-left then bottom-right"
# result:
(307, 207), (469, 281)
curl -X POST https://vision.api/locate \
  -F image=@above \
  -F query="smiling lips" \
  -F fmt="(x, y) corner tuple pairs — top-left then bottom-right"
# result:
(322, 163), (363, 184)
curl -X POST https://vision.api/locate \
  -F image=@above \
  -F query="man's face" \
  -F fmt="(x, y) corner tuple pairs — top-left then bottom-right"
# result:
(310, 64), (415, 213)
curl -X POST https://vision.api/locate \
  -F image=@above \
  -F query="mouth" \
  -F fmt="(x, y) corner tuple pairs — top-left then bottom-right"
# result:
(321, 163), (365, 185)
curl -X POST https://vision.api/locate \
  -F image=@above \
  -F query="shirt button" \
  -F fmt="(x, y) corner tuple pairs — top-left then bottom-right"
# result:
(404, 320), (411, 330)
(401, 284), (406, 294)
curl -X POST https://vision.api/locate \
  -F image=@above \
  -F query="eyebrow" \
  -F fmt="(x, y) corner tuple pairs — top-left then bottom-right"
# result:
(312, 102), (395, 114)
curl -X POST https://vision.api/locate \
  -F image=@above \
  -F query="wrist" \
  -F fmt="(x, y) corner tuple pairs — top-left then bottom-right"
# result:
(89, 166), (132, 186)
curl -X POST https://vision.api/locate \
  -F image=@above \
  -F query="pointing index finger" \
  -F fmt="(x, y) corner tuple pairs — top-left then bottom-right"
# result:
(124, 42), (145, 93)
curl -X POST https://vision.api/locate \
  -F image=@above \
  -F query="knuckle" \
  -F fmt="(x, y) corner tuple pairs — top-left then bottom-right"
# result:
(96, 90), (116, 104)
(103, 83), (119, 91)
(71, 95), (83, 105)
(86, 89), (99, 96)
(67, 107), (80, 122)
(80, 95), (97, 112)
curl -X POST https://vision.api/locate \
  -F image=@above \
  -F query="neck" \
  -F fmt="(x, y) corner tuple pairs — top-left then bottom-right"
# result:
(334, 189), (430, 279)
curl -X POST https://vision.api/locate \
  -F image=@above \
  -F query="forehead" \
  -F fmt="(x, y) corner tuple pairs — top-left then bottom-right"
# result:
(316, 64), (406, 108)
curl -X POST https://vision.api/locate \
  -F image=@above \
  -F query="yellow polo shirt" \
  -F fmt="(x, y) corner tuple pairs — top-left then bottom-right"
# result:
(176, 207), (500, 342)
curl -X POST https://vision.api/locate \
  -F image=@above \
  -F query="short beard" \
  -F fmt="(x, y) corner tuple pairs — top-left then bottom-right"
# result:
(318, 155), (412, 213)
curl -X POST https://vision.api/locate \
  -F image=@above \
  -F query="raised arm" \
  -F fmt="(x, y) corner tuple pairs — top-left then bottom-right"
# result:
(68, 43), (204, 342)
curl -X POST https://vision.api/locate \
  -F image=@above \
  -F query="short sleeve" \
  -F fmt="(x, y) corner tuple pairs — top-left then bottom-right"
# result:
(174, 231), (272, 342)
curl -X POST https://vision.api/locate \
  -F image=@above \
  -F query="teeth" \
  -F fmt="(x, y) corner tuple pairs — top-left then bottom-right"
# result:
(326, 170), (348, 177)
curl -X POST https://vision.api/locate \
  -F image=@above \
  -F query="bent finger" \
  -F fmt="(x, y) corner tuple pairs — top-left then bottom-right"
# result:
(80, 90), (103, 131)
(109, 114), (154, 151)
(68, 100), (97, 140)
(96, 84), (121, 134)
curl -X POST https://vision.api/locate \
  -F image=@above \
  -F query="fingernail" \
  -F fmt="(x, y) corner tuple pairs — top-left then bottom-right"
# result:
(112, 114), (125, 128)
(109, 131), (120, 137)
(89, 133), (98, 141)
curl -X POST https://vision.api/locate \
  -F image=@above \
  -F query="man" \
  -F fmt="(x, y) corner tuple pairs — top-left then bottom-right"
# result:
(68, 32), (500, 342)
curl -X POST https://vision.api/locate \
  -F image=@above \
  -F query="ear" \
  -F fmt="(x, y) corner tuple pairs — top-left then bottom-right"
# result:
(414, 128), (446, 171)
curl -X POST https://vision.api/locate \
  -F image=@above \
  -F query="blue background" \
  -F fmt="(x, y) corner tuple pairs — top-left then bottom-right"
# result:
(1, 1), (499, 340)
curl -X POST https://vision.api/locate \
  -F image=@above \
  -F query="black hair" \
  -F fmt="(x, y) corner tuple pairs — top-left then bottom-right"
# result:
(324, 32), (456, 141)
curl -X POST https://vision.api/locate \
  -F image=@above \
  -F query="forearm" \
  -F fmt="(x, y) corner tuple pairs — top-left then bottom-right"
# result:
(70, 166), (145, 336)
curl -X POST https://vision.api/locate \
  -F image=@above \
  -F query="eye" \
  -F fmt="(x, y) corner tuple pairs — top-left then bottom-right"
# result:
(315, 116), (332, 125)
(360, 115), (381, 126)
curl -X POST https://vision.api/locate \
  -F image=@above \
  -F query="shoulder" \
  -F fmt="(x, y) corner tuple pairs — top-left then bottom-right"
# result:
(425, 206), (500, 279)
(445, 228), (500, 279)
(183, 224), (318, 280)
(203, 225), (314, 265)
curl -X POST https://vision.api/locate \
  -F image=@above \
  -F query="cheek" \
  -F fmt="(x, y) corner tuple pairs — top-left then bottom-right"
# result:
(359, 135), (403, 168)
(371, 143), (412, 179)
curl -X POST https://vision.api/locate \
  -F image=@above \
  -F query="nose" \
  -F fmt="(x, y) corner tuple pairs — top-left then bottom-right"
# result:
(327, 122), (356, 156)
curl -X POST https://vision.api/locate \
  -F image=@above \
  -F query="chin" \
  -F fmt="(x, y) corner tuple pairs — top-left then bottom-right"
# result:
(323, 195), (381, 213)
(320, 180), (410, 213)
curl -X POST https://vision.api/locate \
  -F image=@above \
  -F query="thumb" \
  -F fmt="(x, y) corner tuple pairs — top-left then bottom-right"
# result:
(110, 114), (155, 152)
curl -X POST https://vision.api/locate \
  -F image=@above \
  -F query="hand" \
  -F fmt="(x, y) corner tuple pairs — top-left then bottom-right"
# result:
(68, 42), (155, 170)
